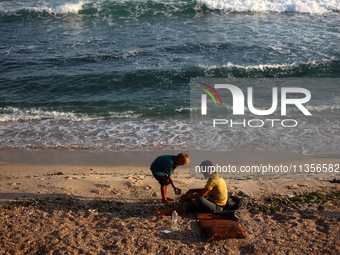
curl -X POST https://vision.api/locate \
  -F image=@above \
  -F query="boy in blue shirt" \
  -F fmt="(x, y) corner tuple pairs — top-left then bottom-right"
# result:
(150, 153), (190, 204)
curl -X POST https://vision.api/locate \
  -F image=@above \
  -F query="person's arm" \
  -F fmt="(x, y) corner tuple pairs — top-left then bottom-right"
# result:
(189, 188), (210, 199)
(187, 188), (204, 194)
(180, 188), (210, 203)
(168, 176), (178, 192)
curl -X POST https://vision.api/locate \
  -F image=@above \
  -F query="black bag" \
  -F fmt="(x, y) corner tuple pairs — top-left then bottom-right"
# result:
(218, 196), (249, 221)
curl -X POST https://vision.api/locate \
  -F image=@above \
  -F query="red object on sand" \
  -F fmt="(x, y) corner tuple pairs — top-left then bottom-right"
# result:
(196, 213), (246, 241)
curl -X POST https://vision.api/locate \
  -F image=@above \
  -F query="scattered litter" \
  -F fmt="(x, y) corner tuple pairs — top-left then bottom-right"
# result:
(10, 183), (21, 185)
(47, 172), (63, 176)
(65, 176), (77, 180)
(287, 194), (295, 198)
(160, 230), (170, 234)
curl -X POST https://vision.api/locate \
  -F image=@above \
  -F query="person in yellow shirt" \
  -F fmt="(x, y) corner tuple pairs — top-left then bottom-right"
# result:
(156, 160), (227, 216)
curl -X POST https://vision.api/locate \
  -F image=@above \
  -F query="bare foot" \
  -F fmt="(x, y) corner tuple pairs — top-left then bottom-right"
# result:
(162, 199), (172, 204)
(155, 208), (165, 216)
(166, 197), (174, 201)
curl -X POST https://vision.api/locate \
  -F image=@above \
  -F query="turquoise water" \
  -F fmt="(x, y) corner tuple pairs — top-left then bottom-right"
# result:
(0, 0), (339, 153)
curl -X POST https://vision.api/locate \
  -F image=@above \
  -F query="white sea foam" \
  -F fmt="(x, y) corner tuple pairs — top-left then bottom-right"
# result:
(190, 117), (340, 156)
(0, 107), (147, 122)
(30, 1), (88, 14)
(200, 0), (340, 14)
(175, 107), (191, 112)
(0, 0), (90, 14)
(0, 107), (94, 122)
(1, 110), (339, 154)
(2, 0), (338, 14)
(54, 1), (88, 13)
(199, 59), (332, 72)
(306, 104), (340, 112)
(0, 117), (190, 151)
(108, 110), (142, 118)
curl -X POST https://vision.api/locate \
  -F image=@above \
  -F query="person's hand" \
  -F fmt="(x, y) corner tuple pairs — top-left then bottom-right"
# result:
(180, 194), (190, 201)
(174, 187), (181, 195)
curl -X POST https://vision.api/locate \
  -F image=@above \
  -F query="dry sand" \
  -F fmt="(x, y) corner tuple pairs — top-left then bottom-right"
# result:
(0, 152), (339, 254)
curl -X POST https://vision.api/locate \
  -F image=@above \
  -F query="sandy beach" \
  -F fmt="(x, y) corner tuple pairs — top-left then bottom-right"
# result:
(0, 150), (339, 254)
(2, 0), (340, 254)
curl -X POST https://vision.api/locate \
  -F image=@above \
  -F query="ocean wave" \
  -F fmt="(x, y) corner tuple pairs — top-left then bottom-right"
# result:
(0, 117), (190, 151)
(0, 0), (89, 15)
(200, 0), (340, 14)
(306, 104), (340, 112)
(0, 107), (157, 122)
(194, 59), (339, 77)
(0, 107), (93, 122)
(200, 59), (334, 72)
(1, 0), (338, 17)
(1, 108), (338, 154)
(0, 0), (193, 16)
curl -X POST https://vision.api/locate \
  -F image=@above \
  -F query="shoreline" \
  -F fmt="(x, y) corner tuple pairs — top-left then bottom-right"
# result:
(0, 150), (339, 205)
(0, 149), (180, 167)
(1, 148), (339, 166)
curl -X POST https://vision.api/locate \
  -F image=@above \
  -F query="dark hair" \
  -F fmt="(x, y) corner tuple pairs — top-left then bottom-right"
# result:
(200, 160), (213, 167)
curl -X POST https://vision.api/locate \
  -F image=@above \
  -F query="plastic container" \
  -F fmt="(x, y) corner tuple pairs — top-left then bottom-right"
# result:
(171, 210), (178, 230)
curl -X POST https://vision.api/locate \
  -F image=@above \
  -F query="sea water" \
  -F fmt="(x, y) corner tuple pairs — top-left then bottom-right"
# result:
(0, 0), (339, 155)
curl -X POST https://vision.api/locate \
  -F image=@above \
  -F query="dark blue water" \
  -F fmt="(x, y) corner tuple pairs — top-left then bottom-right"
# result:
(0, 0), (339, 153)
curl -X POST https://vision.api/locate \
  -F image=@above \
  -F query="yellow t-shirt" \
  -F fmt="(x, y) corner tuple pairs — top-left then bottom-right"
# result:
(204, 176), (228, 206)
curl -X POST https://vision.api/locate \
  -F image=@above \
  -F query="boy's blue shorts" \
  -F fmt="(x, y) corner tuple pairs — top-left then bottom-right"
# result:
(152, 172), (170, 186)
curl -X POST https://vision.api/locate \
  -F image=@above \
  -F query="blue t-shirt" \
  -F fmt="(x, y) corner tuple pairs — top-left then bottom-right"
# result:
(150, 155), (177, 176)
